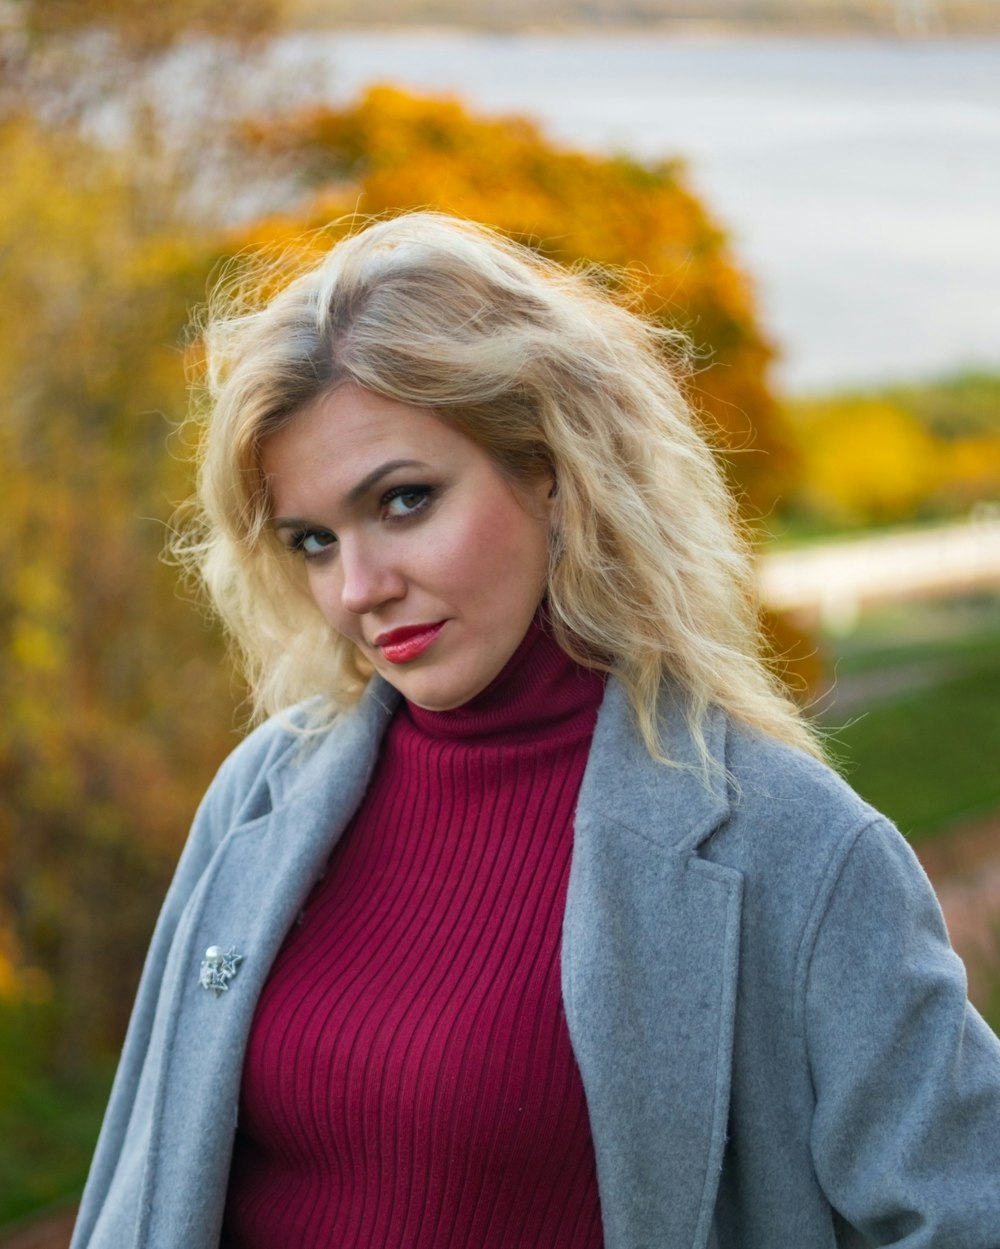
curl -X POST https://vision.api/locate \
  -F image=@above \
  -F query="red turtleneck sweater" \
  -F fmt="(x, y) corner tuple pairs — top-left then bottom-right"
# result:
(222, 620), (606, 1248)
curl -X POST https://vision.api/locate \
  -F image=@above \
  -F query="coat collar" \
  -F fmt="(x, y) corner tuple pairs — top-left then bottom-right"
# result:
(270, 672), (731, 851)
(577, 676), (731, 851)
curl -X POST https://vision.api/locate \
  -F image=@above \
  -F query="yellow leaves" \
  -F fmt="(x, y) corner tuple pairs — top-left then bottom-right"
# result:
(0, 904), (52, 1009)
(822, 402), (938, 520)
(12, 564), (66, 620)
(0, 955), (51, 1007)
(4, 542), (70, 696)
(783, 392), (999, 527)
(0, 913), (50, 1006)
(242, 84), (724, 289)
(938, 434), (1000, 507)
(0, 120), (199, 451)
(10, 620), (65, 678)
(0, 953), (19, 1003)
(0, 115), (236, 905)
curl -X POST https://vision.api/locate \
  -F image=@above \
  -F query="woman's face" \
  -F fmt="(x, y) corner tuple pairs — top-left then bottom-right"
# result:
(262, 383), (554, 711)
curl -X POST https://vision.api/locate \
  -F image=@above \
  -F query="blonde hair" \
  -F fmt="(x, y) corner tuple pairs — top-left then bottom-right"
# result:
(177, 211), (823, 770)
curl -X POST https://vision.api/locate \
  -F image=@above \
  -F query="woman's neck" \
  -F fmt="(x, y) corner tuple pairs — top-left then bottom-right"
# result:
(402, 612), (606, 746)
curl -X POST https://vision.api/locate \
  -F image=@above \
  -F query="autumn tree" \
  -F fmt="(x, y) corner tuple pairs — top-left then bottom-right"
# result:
(0, 116), (241, 1071)
(14, 0), (284, 52)
(782, 376), (1000, 529)
(240, 85), (795, 515)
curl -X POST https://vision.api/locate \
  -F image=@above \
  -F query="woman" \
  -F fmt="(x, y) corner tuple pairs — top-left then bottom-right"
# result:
(72, 213), (1000, 1249)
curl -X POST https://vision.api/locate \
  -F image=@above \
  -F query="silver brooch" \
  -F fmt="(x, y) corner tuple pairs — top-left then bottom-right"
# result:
(199, 945), (243, 995)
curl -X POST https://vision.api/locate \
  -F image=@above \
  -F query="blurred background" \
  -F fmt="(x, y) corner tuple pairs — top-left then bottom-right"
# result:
(1, 0), (998, 1241)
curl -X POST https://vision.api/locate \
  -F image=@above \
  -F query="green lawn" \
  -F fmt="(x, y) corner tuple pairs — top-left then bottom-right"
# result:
(826, 660), (1000, 841)
(817, 597), (1000, 842)
(0, 1002), (115, 1226)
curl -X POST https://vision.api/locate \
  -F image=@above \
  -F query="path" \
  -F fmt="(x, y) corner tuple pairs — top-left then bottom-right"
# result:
(0, 1208), (75, 1249)
(759, 515), (1000, 630)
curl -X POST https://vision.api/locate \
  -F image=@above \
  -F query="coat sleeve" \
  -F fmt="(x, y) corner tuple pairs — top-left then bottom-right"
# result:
(70, 720), (292, 1249)
(804, 816), (1000, 1248)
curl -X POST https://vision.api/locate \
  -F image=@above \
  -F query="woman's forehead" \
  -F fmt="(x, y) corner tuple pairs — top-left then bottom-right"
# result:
(261, 388), (483, 514)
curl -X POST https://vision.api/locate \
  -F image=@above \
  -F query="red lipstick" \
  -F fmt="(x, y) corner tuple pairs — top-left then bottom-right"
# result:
(374, 621), (446, 664)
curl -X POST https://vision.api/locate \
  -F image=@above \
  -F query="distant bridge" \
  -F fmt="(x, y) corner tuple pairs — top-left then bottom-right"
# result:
(758, 515), (1000, 633)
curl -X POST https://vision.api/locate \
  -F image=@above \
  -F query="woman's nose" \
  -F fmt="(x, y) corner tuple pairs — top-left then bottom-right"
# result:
(336, 537), (406, 617)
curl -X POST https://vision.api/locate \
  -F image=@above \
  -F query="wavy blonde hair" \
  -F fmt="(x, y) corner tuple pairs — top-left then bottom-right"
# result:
(177, 211), (823, 769)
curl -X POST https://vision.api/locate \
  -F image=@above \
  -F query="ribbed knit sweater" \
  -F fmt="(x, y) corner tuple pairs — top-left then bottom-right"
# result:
(221, 619), (607, 1248)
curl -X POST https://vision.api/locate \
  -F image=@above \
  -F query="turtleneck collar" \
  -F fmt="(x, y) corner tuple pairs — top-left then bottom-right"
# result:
(402, 611), (606, 746)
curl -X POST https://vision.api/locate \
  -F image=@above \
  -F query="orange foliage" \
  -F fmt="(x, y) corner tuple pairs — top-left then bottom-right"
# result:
(238, 85), (794, 515)
(938, 434), (1000, 510)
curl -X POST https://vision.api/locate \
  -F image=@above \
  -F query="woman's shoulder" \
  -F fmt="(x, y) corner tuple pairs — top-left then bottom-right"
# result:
(715, 716), (923, 927)
(593, 678), (883, 859)
(192, 682), (400, 846)
(214, 704), (309, 784)
(190, 702), (329, 846)
(725, 718), (878, 843)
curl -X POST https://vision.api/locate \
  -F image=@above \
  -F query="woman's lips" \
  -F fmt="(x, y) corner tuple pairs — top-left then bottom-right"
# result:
(374, 621), (446, 664)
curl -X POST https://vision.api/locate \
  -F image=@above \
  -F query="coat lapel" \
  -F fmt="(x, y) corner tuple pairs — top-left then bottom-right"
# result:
(136, 681), (399, 1248)
(562, 680), (743, 1249)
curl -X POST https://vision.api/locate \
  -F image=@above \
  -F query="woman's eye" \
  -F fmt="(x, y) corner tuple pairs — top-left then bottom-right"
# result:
(290, 529), (336, 558)
(382, 485), (433, 520)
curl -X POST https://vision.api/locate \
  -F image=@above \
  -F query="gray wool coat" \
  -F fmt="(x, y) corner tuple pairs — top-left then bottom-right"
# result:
(71, 677), (1000, 1249)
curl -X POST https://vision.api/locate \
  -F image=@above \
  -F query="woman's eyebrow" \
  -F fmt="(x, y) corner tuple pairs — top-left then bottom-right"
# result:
(345, 458), (430, 506)
(271, 458), (431, 531)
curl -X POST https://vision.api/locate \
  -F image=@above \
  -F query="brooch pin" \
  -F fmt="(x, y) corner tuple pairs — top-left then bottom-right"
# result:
(199, 945), (243, 995)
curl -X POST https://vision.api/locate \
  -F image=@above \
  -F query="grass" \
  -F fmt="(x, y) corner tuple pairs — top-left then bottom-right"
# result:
(0, 1002), (115, 1227)
(827, 661), (1000, 841)
(818, 596), (1000, 842)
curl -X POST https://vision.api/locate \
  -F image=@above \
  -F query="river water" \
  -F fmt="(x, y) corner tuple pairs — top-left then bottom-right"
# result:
(270, 30), (1000, 392)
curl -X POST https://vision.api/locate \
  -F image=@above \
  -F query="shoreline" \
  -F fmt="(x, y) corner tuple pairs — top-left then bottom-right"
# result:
(283, 15), (1000, 40)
